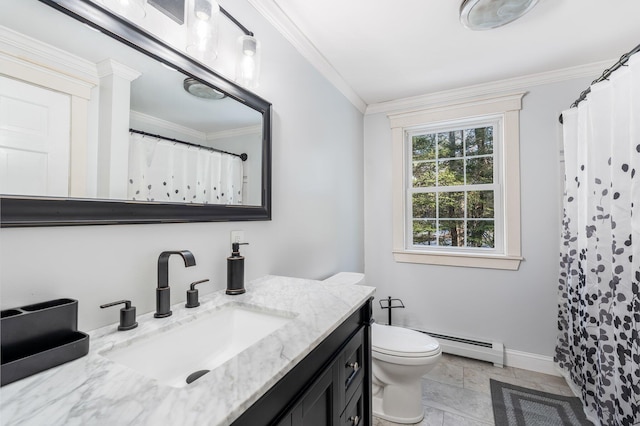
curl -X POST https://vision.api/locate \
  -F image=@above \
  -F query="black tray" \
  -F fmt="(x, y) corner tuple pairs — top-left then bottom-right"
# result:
(1, 298), (90, 386)
(1, 331), (90, 386)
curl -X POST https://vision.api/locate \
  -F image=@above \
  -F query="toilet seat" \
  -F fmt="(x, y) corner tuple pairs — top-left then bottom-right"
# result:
(372, 323), (440, 358)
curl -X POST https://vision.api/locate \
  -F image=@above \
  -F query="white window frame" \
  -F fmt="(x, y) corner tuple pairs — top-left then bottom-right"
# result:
(389, 92), (525, 270)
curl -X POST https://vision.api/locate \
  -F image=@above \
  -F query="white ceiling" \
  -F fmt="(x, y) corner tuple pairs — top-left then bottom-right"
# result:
(252, 0), (640, 107)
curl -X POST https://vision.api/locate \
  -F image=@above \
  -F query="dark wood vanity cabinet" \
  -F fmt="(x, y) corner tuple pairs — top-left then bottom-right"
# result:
(232, 299), (372, 426)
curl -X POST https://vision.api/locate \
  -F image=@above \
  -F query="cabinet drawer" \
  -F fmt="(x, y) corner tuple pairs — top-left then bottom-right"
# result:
(340, 383), (363, 426)
(341, 328), (364, 406)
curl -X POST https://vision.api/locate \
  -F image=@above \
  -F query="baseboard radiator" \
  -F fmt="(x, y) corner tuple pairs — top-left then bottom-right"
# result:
(414, 329), (504, 368)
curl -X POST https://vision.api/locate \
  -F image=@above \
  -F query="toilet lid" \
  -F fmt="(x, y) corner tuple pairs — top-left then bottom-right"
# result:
(371, 323), (440, 357)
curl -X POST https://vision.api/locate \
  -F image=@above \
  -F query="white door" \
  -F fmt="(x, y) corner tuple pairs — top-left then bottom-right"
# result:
(0, 75), (71, 197)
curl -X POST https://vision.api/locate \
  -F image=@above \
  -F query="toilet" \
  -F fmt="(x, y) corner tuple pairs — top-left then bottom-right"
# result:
(323, 273), (442, 424)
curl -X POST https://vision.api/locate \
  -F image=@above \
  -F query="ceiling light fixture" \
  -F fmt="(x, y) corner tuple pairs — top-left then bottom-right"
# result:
(460, 0), (539, 30)
(183, 77), (227, 99)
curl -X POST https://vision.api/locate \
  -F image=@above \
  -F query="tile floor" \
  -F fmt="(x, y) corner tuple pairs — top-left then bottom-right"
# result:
(373, 353), (575, 426)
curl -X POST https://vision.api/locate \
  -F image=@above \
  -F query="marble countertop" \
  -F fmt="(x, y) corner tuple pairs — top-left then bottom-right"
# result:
(0, 276), (375, 426)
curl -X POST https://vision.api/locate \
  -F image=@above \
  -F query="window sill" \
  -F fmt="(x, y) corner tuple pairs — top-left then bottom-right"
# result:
(392, 250), (523, 270)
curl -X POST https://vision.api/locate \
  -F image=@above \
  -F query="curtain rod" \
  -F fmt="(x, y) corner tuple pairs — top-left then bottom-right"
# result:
(129, 129), (248, 161)
(558, 42), (640, 124)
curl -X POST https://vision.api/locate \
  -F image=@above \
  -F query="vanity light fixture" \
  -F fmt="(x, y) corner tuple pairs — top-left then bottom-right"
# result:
(186, 1), (262, 88)
(103, 0), (261, 89)
(186, 0), (220, 63)
(460, 0), (539, 30)
(183, 77), (226, 99)
(236, 34), (261, 89)
(102, 0), (146, 19)
(217, 7), (261, 89)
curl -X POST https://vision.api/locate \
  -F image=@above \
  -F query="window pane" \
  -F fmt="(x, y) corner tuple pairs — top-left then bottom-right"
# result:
(465, 126), (493, 156)
(413, 220), (437, 245)
(437, 131), (463, 158)
(466, 157), (493, 184)
(438, 159), (464, 186)
(438, 192), (464, 218)
(467, 220), (495, 248)
(412, 193), (436, 218)
(467, 191), (494, 218)
(413, 162), (436, 187)
(412, 134), (436, 160)
(438, 220), (464, 246)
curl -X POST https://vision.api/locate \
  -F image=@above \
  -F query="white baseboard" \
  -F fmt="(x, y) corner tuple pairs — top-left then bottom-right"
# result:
(504, 349), (561, 376)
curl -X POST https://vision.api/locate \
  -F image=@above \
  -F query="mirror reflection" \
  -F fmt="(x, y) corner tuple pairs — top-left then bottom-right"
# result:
(0, 0), (263, 207)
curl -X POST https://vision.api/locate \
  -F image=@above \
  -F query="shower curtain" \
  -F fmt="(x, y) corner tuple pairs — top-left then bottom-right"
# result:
(556, 53), (640, 425)
(127, 133), (243, 204)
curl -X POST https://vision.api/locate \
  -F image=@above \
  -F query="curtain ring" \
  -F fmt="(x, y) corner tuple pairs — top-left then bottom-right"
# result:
(620, 53), (629, 64)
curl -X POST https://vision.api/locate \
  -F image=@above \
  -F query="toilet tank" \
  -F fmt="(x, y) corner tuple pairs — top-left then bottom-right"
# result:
(323, 272), (365, 286)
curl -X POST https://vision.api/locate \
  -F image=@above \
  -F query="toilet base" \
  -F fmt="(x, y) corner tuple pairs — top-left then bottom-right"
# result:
(372, 382), (425, 424)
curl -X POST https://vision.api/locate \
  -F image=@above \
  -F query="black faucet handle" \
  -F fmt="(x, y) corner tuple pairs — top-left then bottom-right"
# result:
(100, 300), (138, 331)
(186, 279), (209, 308)
(189, 279), (209, 291)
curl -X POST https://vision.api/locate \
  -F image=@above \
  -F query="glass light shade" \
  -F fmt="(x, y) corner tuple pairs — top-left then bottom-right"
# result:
(183, 78), (226, 99)
(460, 0), (538, 30)
(103, 0), (146, 19)
(186, 0), (220, 63)
(235, 35), (261, 89)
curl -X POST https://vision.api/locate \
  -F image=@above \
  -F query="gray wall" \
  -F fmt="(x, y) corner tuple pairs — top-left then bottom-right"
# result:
(0, 0), (364, 331)
(364, 77), (591, 357)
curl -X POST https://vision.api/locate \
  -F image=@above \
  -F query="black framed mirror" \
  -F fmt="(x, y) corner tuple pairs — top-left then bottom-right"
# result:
(0, 0), (271, 226)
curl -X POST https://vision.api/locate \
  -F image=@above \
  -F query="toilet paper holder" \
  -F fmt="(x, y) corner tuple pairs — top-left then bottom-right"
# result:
(379, 296), (405, 326)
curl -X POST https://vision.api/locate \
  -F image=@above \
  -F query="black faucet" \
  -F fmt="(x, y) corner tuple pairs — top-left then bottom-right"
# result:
(155, 250), (196, 318)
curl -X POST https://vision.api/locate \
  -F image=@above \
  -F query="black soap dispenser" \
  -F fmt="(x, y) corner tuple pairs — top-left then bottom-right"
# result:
(227, 242), (248, 295)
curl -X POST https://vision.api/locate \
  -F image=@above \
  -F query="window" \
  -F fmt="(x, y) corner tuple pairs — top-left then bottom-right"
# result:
(409, 119), (500, 251)
(389, 93), (524, 270)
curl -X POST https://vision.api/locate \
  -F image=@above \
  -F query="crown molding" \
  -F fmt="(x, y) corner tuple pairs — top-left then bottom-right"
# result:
(130, 111), (258, 146)
(245, 0), (366, 114)
(208, 124), (262, 140)
(0, 52), (96, 99)
(366, 59), (614, 116)
(0, 25), (98, 84)
(130, 110), (207, 141)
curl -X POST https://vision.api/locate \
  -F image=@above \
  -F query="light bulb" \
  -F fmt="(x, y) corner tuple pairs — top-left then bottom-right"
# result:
(236, 35), (260, 89)
(241, 55), (255, 81)
(186, 0), (219, 62)
(195, 0), (211, 20)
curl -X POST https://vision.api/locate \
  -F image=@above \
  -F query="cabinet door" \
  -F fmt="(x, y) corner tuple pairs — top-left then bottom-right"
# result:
(340, 383), (364, 426)
(292, 363), (340, 426)
(340, 328), (364, 408)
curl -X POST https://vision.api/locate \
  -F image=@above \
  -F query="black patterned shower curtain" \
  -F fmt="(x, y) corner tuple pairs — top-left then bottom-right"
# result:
(556, 53), (640, 425)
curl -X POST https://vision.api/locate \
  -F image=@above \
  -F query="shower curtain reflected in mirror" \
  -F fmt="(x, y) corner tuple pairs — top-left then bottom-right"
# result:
(127, 132), (243, 204)
(557, 54), (640, 425)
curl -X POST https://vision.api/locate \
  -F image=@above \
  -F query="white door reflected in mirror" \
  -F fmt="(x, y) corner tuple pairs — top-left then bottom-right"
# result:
(0, 76), (71, 197)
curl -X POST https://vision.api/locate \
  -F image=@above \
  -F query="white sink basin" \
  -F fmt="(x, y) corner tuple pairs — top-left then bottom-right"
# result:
(100, 303), (294, 388)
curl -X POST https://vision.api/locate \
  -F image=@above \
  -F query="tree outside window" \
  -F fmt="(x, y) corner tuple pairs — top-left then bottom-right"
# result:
(410, 125), (495, 249)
